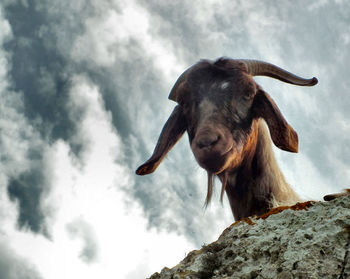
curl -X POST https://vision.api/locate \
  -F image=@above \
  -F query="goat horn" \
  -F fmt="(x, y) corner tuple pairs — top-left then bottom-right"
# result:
(239, 59), (318, 86)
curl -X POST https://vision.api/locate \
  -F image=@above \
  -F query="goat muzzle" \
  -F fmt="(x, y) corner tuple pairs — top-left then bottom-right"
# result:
(191, 128), (234, 174)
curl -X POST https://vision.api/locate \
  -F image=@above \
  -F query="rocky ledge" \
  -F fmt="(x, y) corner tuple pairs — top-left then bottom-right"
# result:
(148, 196), (350, 279)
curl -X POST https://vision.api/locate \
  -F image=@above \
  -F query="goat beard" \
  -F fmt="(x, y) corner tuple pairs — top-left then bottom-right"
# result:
(204, 170), (229, 207)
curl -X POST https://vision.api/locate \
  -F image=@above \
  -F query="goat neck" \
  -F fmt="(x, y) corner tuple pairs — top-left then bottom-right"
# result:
(218, 120), (300, 220)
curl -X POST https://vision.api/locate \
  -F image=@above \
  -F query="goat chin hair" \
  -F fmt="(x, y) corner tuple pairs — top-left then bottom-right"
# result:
(204, 171), (229, 207)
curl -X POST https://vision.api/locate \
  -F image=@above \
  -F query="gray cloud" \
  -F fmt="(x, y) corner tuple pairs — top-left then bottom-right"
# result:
(0, 240), (43, 279)
(66, 217), (99, 264)
(4, 2), (75, 141)
(7, 168), (48, 235)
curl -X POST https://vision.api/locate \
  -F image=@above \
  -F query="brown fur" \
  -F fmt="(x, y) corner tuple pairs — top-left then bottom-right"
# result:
(219, 121), (299, 220)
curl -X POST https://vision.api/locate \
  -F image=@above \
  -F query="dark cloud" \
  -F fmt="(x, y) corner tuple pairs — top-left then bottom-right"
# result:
(7, 168), (48, 236)
(3, 1), (76, 141)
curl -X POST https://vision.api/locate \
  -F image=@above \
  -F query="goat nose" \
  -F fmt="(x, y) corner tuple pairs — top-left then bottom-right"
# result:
(196, 134), (220, 149)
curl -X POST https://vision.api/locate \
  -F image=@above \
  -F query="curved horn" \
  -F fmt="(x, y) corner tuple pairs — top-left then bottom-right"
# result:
(239, 59), (318, 86)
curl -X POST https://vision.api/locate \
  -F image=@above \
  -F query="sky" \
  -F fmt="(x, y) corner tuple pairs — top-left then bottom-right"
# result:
(0, 0), (349, 278)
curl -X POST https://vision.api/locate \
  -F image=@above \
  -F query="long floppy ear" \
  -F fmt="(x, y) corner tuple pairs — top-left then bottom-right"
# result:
(252, 89), (298, 153)
(136, 105), (187, 175)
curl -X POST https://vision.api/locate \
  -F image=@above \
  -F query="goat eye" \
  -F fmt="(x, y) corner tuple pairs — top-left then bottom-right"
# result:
(242, 89), (255, 101)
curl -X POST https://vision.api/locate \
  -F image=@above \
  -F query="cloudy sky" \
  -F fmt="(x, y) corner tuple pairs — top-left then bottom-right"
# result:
(0, 0), (349, 278)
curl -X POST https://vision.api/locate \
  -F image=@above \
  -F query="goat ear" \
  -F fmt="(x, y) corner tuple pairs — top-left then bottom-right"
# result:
(252, 89), (298, 153)
(136, 105), (187, 175)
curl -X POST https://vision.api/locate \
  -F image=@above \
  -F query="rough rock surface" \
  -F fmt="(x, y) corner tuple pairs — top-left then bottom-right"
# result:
(148, 196), (350, 279)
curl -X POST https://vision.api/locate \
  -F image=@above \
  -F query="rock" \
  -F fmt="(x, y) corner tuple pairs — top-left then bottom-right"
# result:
(147, 196), (350, 279)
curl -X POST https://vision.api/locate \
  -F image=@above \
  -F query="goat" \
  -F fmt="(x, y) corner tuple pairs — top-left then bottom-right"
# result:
(136, 58), (318, 220)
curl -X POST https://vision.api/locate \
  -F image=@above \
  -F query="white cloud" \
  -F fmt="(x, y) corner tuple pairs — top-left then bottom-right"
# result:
(0, 75), (195, 279)
(276, 150), (334, 201)
(70, 0), (184, 79)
